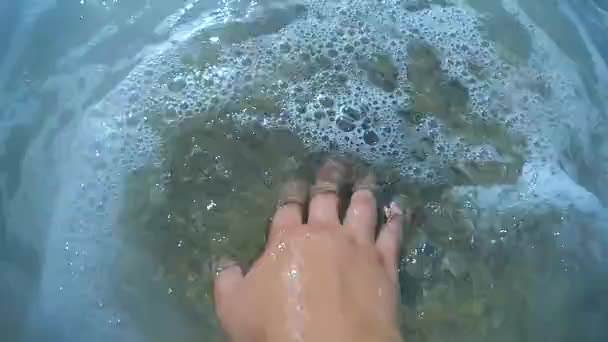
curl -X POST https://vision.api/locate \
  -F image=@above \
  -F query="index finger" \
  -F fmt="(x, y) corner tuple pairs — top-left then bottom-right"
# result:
(268, 180), (308, 245)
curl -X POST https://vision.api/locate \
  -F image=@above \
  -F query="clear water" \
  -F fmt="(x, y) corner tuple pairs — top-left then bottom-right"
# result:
(1, 0), (607, 341)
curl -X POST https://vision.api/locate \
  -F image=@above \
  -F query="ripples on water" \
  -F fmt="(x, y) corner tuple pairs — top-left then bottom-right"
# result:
(1, 0), (607, 341)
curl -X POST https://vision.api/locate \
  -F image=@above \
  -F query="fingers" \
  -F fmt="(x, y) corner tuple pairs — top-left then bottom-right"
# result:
(344, 173), (378, 243)
(268, 180), (308, 244)
(308, 159), (345, 225)
(376, 201), (404, 284)
(213, 257), (244, 327)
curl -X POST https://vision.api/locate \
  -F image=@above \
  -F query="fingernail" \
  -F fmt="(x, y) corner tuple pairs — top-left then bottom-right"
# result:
(353, 173), (377, 192)
(311, 159), (348, 196)
(384, 200), (404, 224)
(212, 256), (239, 277)
(277, 180), (308, 208)
(316, 158), (346, 185)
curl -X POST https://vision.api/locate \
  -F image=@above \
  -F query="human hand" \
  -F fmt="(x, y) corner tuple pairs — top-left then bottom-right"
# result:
(214, 159), (405, 342)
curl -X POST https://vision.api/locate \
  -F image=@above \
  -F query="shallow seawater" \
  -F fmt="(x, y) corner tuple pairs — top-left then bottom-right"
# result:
(1, 0), (608, 341)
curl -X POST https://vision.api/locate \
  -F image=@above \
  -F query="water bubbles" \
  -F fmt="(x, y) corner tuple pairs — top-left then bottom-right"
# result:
(211, 232), (227, 243)
(167, 77), (186, 92)
(340, 105), (362, 120)
(336, 116), (356, 132)
(318, 95), (334, 108)
(279, 42), (292, 53)
(288, 268), (298, 280)
(107, 316), (122, 325)
(362, 131), (379, 145)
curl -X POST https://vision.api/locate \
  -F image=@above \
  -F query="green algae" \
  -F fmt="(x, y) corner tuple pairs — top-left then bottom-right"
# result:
(406, 41), (469, 125)
(120, 116), (312, 329)
(404, 40), (526, 186)
(396, 194), (599, 342)
(181, 41), (222, 70)
(447, 159), (522, 186)
(359, 52), (400, 92)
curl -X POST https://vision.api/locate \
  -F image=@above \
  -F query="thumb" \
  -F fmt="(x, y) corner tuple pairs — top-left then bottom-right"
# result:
(213, 257), (244, 328)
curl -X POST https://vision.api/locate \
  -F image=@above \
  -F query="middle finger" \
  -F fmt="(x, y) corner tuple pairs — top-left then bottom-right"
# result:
(343, 173), (378, 243)
(308, 159), (345, 225)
